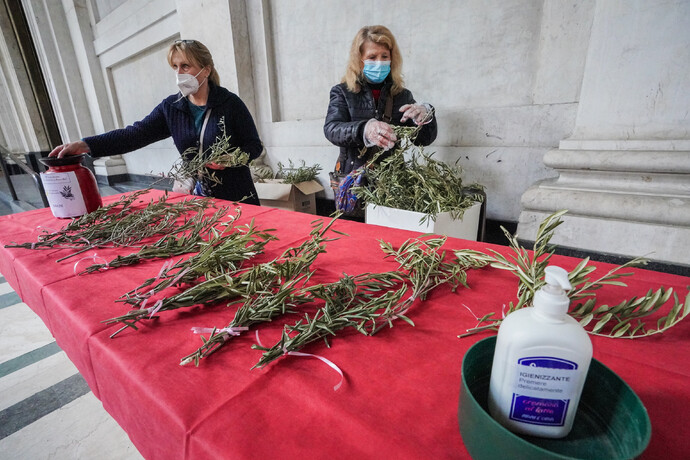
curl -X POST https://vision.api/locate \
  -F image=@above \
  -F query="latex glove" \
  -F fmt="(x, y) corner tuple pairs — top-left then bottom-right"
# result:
(399, 103), (433, 125)
(49, 140), (90, 158)
(172, 177), (194, 194)
(363, 119), (397, 150)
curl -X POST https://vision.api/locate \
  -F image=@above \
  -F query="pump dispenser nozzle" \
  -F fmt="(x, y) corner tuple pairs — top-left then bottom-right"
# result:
(544, 266), (571, 291)
(534, 265), (571, 319)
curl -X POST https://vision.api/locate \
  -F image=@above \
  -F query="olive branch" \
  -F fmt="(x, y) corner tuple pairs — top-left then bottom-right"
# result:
(250, 235), (480, 369)
(171, 116), (251, 187)
(354, 126), (484, 225)
(105, 217), (342, 338)
(276, 159), (322, 184)
(455, 210), (690, 338)
(5, 190), (217, 263)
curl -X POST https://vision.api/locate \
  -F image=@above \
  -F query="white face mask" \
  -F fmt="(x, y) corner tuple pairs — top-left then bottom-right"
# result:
(176, 68), (205, 97)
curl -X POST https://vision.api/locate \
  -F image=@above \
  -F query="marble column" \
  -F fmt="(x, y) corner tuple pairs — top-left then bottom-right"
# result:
(517, 0), (690, 266)
(19, 0), (129, 183)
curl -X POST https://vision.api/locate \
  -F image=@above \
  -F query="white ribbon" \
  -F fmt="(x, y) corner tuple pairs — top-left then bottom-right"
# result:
(191, 326), (249, 339)
(73, 253), (109, 275)
(286, 350), (345, 391)
(256, 330), (344, 391)
(134, 260), (174, 299)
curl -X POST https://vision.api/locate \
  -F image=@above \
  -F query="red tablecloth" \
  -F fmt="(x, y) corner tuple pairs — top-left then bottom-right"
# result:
(1, 190), (688, 459)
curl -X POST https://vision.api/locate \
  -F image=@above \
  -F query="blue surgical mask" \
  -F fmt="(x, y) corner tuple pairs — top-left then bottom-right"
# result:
(362, 60), (391, 84)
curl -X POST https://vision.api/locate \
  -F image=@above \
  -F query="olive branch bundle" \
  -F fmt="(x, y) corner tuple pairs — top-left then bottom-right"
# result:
(455, 210), (690, 338)
(276, 159), (322, 184)
(179, 272), (319, 366)
(5, 190), (216, 262)
(170, 117), (250, 187)
(79, 205), (236, 274)
(250, 235), (484, 369)
(354, 126), (483, 225)
(251, 272), (409, 369)
(105, 217), (343, 338)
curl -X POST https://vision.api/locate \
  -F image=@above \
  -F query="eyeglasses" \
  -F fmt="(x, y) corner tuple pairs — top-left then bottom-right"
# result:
(174, 39), (196, 45)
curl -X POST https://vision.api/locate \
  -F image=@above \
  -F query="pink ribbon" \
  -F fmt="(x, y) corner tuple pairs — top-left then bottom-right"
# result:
(256, 330), (344, 391)
(145, 300), (163, 318)
(34, 225), (59, 235)
(136, 265), (189, 313)
(168, 267), (191, 286)
(134, 260), (175, 299)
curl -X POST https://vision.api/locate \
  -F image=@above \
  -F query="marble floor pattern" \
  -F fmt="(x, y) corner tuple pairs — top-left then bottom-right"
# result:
(0, 272), (144, 459)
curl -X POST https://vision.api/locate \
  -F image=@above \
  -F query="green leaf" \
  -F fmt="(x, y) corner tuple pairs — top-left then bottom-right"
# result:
(579, 313), (594, 327)
(592, 312), (613, 333)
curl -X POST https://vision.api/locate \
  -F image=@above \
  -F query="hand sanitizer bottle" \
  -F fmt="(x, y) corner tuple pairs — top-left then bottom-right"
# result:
(487, 265), (592, 438)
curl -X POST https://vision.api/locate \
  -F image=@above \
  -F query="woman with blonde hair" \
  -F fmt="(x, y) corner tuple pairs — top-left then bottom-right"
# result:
(324, 25), (437, 213)
(50, 39), (263, 204)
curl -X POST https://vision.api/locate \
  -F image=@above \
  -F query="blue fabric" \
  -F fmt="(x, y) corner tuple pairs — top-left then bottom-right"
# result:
(82, 82), (263, 204)
(83, 82), (262, 163)
(193, 180), (210, 197)
(335, 167), (366, 213)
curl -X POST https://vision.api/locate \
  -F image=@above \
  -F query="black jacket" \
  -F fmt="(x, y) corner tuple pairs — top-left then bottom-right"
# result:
(323, 79), (437, 175)
(83, 82), (263, 204)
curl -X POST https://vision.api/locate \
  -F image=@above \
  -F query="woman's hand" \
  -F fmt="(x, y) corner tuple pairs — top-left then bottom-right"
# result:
(364, 119), (397, 150)
(49, 141), (90, 158)
(400, 103), (433, 125)
(206, 162), (225, 170)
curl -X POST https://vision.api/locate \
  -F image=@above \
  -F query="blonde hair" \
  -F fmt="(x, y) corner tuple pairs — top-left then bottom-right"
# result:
(342, 25), (404, 96)
(167, 39), (220, 86)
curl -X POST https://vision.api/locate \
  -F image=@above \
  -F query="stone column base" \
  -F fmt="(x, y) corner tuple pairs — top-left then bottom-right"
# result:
(517, 143), (690, 266)
(93, 155), (127, 185)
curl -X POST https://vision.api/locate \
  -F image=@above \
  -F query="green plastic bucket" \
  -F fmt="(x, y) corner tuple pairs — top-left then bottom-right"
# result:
(458, 336), (651, 460)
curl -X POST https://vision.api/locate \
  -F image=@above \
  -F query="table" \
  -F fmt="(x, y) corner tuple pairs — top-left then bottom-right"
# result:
(1, 190), (688, 459)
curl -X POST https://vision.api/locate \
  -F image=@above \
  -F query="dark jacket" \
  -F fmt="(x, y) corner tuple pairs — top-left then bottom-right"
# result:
(83, 82), (263, 204)
(323, 79), (437, 175)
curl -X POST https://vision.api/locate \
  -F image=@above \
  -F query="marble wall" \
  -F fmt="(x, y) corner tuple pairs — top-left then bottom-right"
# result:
(247, 0), (596, 221)
(2, 0), (688, 263)
(6, 0), (593, 218)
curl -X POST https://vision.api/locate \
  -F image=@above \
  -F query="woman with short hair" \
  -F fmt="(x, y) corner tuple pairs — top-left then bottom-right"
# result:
(50, 39), (263, 204)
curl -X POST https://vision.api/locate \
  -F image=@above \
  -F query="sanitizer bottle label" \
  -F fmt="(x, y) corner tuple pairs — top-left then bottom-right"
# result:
(41, 172), (87, 218)
(509, 357), (578, 426)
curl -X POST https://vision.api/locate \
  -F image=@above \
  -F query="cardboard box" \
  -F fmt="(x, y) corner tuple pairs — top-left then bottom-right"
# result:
(254, 179), (324, 214)
(365, 201), (482, 241)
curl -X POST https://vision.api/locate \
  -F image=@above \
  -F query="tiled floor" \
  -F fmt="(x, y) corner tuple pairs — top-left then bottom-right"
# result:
(0, 273), (144, 459)
(0, 171), (145, 458)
